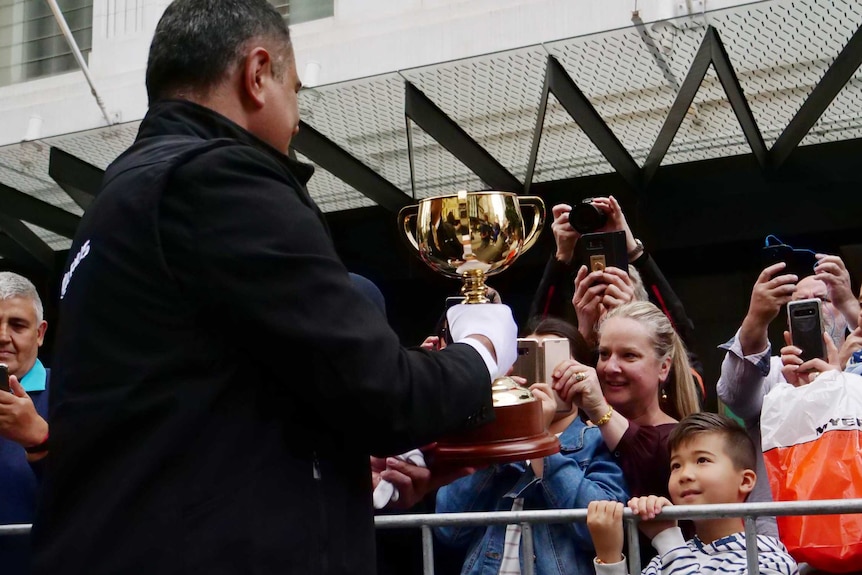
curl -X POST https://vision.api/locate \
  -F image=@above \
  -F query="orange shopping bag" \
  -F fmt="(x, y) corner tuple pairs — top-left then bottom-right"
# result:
(761, 370), (862, 573)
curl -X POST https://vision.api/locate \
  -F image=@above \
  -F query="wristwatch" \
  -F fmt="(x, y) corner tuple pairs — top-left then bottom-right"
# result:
(628, 238), (645, 261)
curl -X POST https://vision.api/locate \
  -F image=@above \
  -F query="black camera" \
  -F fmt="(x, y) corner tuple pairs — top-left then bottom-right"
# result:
(569, 198), (607, 234)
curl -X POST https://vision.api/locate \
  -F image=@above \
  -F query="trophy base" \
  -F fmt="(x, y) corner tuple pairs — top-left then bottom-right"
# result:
(431, 397), (560, 466)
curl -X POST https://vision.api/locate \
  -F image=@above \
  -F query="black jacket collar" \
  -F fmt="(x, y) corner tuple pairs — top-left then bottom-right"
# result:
(138, 99), (315, 185)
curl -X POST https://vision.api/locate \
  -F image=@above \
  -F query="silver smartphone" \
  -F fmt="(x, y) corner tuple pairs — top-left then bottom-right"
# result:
(512, 339), (540, 382)
(541, 337), (573, 412)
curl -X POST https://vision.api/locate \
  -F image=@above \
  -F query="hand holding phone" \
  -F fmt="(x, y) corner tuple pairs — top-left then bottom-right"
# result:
(787, 299), (826, 363)
(761, 238), (817, 280)
(512, 338), (572, 413)
(577, 230), (628, 274)
(541, 338), (573, 412)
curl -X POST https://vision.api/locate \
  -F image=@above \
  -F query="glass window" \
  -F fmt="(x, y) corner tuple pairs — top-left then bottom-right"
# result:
(0, 0), (93, 87)
(268, 0), (334, 25)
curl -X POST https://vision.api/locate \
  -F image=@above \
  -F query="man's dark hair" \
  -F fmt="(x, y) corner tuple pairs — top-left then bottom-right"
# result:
(146, 0), (291, 105)
(668, 412), (756, 472)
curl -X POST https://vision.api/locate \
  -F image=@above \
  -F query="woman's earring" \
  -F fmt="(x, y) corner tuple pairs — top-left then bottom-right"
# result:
(661, 386), (668, 401)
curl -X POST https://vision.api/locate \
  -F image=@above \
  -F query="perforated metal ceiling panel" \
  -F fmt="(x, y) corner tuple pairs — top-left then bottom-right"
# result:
(298, 74), (411, 207)
(661, 66), (754, 166)
(401, 47), (548, 186)
(294, 151), (377, 212)
(717, 0), (862, 147)
(801, 67), (862, 146)
(545, 20), (703, 166)
(406, 118), (487, 198)
(533, 93), (615, 182)
(0, 0), (860, 269)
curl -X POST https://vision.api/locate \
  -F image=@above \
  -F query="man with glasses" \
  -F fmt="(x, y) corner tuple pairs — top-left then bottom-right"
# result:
(716, 253), (859, 536)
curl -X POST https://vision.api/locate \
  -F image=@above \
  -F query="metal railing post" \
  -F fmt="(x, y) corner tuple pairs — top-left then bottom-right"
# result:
(624, 515), (641, 573)
(521, 522), (535, 575)
(743, 516), (760, 575)
(421, 524), (435, 575)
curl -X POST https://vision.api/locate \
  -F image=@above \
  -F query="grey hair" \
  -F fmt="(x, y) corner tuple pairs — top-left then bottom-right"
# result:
(0, 272), (43, 322)
(627, 265), (649, 302)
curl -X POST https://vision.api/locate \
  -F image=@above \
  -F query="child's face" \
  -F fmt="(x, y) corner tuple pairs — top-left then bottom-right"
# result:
(668, 433), (753, 506)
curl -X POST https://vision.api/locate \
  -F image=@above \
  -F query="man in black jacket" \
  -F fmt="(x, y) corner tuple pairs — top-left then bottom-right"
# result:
(31, 1), (516, 573)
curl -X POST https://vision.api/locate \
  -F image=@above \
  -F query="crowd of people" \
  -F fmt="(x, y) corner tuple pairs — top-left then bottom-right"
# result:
(0, 0), (859, 574)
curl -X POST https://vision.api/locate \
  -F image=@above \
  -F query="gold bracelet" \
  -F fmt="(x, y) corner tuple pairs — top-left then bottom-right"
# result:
(593, 405), (614, 427)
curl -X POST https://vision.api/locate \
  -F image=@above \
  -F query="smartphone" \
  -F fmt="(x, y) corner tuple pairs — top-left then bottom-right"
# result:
(578, 230), (628, 273)
(762, 244), (816, 279)
(511, 338), (540, 383)
(438, 296), (467, 346)
(787, 299), (826, 363)
(541, 337), (573, 412)
(0, 363), (9, 393)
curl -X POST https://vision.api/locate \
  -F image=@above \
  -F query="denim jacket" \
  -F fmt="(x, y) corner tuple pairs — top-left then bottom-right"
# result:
(435, 417), (629, 575)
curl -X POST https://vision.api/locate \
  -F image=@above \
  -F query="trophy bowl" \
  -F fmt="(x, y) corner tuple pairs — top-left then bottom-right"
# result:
(399, 190), (545, 303)
(399, 190), (559, 465)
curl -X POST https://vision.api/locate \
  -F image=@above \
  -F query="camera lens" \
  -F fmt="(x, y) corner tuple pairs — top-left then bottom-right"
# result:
(568, 199), (607, 233)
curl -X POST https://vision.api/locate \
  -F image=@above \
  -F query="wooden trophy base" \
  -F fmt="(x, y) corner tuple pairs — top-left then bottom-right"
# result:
(431, 396), (560, 466)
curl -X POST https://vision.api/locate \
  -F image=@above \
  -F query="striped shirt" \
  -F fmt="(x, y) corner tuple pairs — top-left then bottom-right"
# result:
(498, 497), (525, 574)
(594, 527), (798, 575)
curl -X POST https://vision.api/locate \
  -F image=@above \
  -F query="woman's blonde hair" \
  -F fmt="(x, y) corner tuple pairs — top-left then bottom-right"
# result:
(600, 301), (700, 420)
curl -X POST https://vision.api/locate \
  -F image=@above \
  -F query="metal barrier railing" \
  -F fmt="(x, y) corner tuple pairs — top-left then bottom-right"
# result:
(3, 499), (862, 574)
(375, 499), (862, 575)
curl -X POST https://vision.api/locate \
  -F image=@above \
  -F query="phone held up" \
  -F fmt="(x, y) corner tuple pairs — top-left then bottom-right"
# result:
(511, 337), (572, 412)
(787, 298), (826, 363)
(0, 363), (9, 393)
(437, 295), (467, 347)
(576, 230), (628, 274)
(761, 237), (817, 280)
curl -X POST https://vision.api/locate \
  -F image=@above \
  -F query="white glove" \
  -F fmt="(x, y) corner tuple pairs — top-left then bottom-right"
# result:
(372, 449), (426, 510)
(447, 303), (518, 379)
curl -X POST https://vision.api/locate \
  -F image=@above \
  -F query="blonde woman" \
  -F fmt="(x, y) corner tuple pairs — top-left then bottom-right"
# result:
(553, 301), (700, 500)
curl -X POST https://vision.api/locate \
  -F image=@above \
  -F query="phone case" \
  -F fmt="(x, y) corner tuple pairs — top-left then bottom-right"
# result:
(540, 337), (572, 412)
(512, 339), (540, 383)
(0, 364), (8, 393)
(788, 298), (825, 363)
(578, 230), (628, 273)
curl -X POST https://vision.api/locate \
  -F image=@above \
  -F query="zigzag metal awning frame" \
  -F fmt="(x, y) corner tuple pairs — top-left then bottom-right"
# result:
(290, 120), (411, 212)
(48, 147), (103, 210)
(641, 25), (769, 185)
(403, 81), (522, 194)
(2, 5), (862, 274)
(524, 55), (642, 191)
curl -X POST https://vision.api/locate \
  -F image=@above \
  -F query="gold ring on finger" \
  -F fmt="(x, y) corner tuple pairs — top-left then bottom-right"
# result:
(574, 372), (587, 383)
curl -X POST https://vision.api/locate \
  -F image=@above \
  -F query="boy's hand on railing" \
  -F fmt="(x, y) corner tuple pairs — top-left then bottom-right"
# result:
(586, 500), (625, 564)
(628, 496), (677, 541)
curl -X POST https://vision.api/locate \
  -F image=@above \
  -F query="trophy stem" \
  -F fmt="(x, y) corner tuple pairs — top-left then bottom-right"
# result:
(460, 269), (488, 304)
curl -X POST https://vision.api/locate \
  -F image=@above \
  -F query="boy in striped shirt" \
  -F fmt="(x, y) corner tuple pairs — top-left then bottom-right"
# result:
(586, 412), (798, 575)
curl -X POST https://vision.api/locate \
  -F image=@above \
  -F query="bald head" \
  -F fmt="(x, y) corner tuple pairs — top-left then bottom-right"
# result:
(793, 275), (847, 347)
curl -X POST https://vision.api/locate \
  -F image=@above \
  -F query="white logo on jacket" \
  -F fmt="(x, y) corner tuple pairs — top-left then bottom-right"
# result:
(60, 239), (91, 300)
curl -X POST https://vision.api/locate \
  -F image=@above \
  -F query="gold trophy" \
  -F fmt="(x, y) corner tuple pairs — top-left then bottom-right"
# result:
(399, 190), (560, 464)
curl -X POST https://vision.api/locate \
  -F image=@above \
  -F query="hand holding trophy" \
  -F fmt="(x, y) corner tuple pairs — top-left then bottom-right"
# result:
(399, 190), (560, 464)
